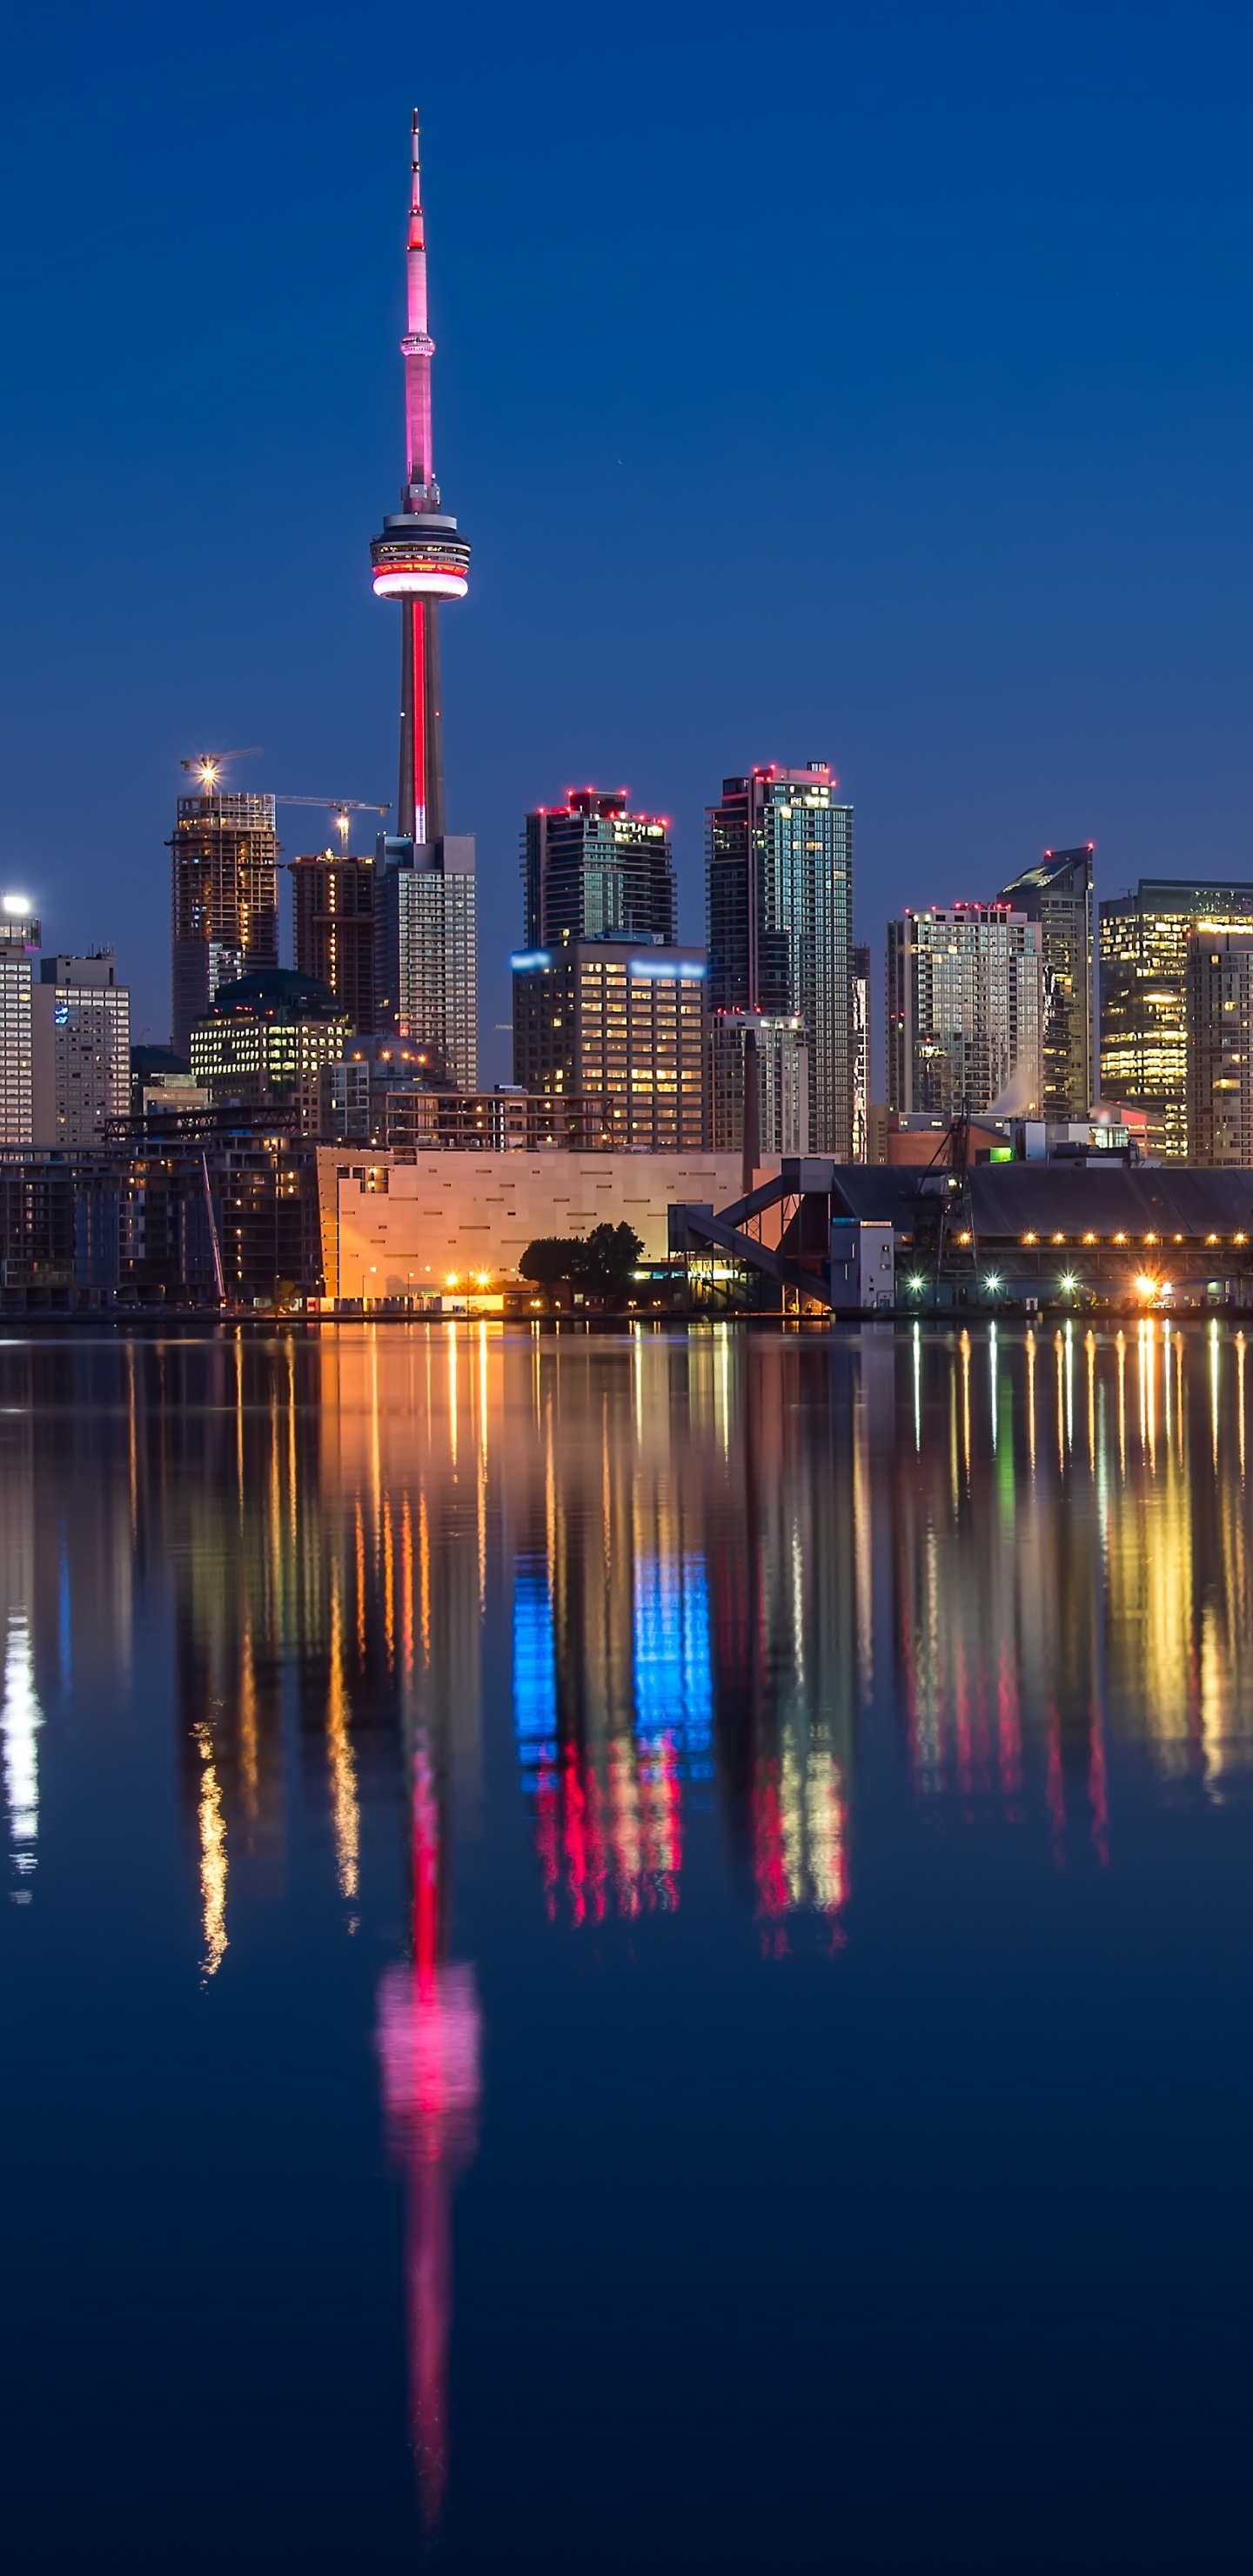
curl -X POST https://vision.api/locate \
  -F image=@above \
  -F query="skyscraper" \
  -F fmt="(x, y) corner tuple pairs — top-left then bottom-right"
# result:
(378, 837), (478, 1090)
(706, 763), (854, 1156)
(1100, 879), (1253, 1160)
(995, 846), (1094, 1119)
(369, 114), (476, 1083)
(189, 967), (351, 1135)
(850, 944), (870, 1161)
(290, 850), (377, 1036)
(0, 897), (38, 1146)
(1186, 929), (1253, 1164)
(707, 1013), (807, 1158)
(170, 790), (279, 1059)
(887, 904), (1043, 1117)
(512, 937), (706, 1150)
(31, 952), (130, 1148)
(522, 792), (676, 949)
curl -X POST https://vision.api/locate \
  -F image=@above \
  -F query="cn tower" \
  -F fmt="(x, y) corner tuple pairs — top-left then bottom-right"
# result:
(370, 113), (470, 844)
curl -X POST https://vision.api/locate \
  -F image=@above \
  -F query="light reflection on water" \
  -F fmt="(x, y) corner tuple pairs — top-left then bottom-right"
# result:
(4, 1318), (1253, 2566)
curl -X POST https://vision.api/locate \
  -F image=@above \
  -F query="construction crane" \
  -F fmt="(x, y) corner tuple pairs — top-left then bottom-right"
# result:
(180, 748), (263, 788)
(272, 794), (391, 849)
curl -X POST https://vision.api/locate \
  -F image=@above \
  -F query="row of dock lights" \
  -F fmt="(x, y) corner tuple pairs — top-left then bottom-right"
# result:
(907, 1271), (1169, 1303)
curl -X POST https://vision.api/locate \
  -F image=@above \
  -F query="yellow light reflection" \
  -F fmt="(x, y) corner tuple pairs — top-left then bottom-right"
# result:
(193, 1722), (228, 1981)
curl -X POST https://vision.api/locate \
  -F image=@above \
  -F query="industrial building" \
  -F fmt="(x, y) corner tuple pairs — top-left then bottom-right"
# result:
(668, 1157), (1253, 1314)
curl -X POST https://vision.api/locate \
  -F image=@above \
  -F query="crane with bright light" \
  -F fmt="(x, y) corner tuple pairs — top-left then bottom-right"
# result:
(179, 748), (264, 788)
(272, 794), (391, 849)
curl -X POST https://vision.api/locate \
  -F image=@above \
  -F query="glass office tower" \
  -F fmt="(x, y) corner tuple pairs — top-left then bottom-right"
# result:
(996, 846), (1094, 1119)
(706, 763), (854, 1157)
(1099, 879), (1253, 1160)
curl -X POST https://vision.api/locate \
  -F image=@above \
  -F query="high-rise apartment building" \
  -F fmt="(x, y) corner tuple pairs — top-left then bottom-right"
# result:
(707, 763), (854, 1155)
(0, 899), (38, 1145)
(189, 969), (350, 1135)
(523, 791), (676, 949)
(170, 790), (279, 1058)
(1100, 879), (1253, 1160)
(31, 953), (130, 1148)
(512, 936), (706, 1151)
(376, 836), (478, 1091)
(850, 944), (870, 1160)
(995, 846), (1094, 1119)
(1186, 929), (1253, 1165)
(290, 850), (377, 1035)
(887, 904), (1043, 1117)
(707, 1011), (807, 1157)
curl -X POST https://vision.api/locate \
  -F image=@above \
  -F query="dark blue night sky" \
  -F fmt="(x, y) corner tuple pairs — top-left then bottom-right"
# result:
(3, 0), (1252, 1076)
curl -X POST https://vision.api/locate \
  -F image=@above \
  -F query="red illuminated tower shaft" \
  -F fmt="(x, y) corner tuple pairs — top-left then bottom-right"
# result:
(371, 113), (470, 844)
(401, 598), (446, 845)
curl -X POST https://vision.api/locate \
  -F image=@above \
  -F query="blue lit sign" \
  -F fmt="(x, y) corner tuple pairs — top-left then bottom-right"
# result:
(627, 957), (707, 980)
(510, 950), (552, 972)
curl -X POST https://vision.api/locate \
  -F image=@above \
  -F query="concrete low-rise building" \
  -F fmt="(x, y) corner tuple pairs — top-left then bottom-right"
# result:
(322, 1147), (759, 1301)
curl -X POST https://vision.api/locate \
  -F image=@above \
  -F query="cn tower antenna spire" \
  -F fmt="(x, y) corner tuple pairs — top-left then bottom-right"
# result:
(404, 110), (436, 506)
(370, 110), (471, 845)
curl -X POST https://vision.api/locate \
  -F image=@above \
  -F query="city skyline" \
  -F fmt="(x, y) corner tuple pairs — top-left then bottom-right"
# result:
(6, 7), (1253, 1081)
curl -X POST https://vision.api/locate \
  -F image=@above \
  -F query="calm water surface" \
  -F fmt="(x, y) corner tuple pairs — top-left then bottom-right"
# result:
(4, 1320), (1253, 2571)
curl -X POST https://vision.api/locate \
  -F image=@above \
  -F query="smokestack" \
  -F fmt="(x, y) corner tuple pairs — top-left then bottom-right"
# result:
(741, 1024), (761, 1197)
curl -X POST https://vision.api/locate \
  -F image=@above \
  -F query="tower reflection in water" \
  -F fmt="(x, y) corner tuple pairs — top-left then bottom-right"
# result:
(7, 1321), (1253, 2519)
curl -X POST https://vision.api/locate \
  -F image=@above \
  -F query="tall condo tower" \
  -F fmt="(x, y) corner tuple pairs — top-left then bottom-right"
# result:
(996, 846), (1094, 1120)
(523, 791), (677, 948)
(369, 114), (477, 1086)
(886, 904), (1043, 1117)
(1100, 878), (1253, 1160)
(707, 764), (854, 1156)
(370, 112), (470, 847)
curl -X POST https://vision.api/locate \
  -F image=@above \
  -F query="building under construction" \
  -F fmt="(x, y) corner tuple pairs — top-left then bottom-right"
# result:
(170, 791), (280, 1058)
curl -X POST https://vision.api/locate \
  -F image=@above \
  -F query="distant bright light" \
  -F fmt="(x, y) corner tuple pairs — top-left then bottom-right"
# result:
(1135, 1273), (1158, 1299)
(2, 894), (30, 916)
(1060, 1272), (1079, 1292)
(908, 1273), (926, 1293)
(983, 1272), (1002, 1294)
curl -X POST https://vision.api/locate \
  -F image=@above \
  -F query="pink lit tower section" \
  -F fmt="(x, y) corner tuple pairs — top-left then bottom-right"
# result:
(370, 113), (470, 843)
